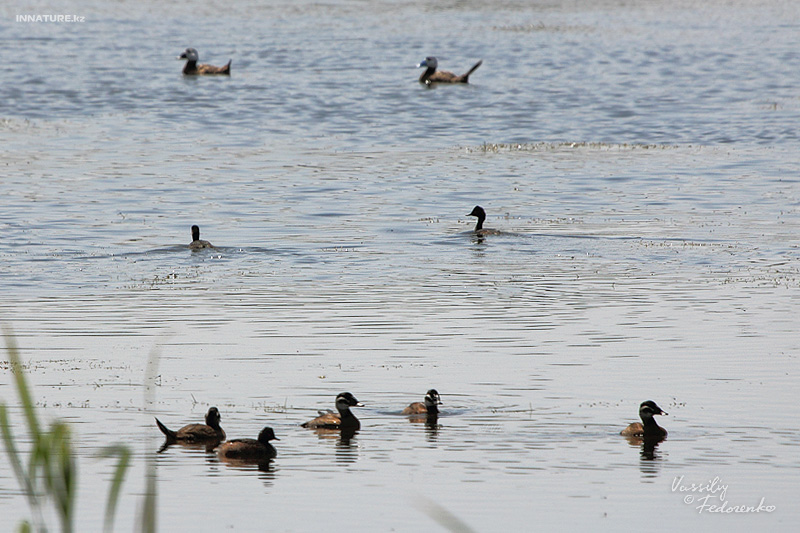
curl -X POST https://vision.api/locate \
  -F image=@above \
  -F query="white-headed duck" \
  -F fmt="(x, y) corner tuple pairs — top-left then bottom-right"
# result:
(467, 205), (502, 235)
(620, 400), (668, 438)
(179, 48), (231, 75)
(301, 392), (364, 431)
(189, 225), (214, 250)
(402, 389), (441, 416)
(417, 56), (482, 85)
(217, 426), (279, 461)
(155, 406), (225, 444)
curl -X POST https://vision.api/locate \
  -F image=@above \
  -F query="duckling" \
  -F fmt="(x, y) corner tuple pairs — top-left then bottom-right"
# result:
(620, 400), (668, 438)
(189, 225), (214, 250)
(217, 426), (279, 461)
(178, 48), (231, 75)
(402, 389), (441, 416)
(301, 392), (364, 430)
(417, 56), (482, 85)
(467, 205), (501, 235)
(155, 406), (225, 444)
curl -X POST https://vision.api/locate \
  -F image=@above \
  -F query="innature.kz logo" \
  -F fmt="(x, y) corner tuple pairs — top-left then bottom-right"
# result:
(17, 15), (85, 23)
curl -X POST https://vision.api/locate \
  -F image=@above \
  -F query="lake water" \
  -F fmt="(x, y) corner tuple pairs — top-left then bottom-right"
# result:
(1, 0), (799, 531)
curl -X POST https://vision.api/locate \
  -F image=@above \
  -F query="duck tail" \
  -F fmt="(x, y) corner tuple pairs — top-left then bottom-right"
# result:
(155, 418), (177, 441)
(465, 59), (483, 78)
(223, 59), (232, 74)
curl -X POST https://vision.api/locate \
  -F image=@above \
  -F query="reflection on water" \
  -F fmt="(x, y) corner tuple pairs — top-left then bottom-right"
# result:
(2, 0), (799, 530)
(625, 435), (667, 464)
(218, 456), (276, 475)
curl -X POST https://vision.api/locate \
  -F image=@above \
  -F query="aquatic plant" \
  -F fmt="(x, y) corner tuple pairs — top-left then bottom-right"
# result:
(0, 328), (136, 533)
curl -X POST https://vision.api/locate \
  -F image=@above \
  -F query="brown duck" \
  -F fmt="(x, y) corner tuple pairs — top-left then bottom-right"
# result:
(189, 225), (214, 250)
(217, 426), (279, 462)
(417, 56), (482, 84)
(179, 48), (231, 75)
(620, 400), (668, 439)
(155, 406), (226, 444)
(402, 389), (441, 416)
(301, 392), (364, 431)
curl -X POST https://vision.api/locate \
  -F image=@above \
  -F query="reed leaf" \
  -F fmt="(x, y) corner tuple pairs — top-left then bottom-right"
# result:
(97, 444), (131, 533)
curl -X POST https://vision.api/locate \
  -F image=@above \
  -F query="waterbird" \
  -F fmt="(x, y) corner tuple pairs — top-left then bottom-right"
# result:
(620, 400), (668, 438)
(178, 48), (231, 75)
(217, 426), (279, 461)
(417, 56), (482, 84)
(467, 205), (501, 235)
(402, 389), (442, 416)
(301, 392), (364, 431)
(189, 225), (214, 250)
(155, 406), (226, 444)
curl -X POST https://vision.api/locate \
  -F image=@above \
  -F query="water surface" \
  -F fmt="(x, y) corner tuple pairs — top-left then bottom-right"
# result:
(1, 0), (799, 531)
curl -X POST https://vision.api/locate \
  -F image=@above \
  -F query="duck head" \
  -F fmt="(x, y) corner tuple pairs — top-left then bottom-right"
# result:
(639, 400), (668, 421)
(257, 427), (280, 444)
(417, 56), (438, 69)
(179, 48), (199, 62)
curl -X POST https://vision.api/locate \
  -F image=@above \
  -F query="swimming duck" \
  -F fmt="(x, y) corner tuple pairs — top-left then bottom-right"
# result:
(620, 400), (668, 438)
(402, 389), (441, 416)
(417, 56), (482, 84)
(189, 225), (214, 250)
(467, 205), (501, 235)
(178, 48), (231, 75)
(217, 426), (279, 461)
(301, 392), (364, 430)
(155, 406), (226, 444)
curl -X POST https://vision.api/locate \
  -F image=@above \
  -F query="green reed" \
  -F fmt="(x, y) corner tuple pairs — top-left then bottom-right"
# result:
(1, 328), (139, 532)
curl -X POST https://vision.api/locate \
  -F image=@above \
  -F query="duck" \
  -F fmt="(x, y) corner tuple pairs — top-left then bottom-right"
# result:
(178, 48), (231, 75)
(467, 205), (501, 235)
(155, 406), (225, 444)
(189, 225), (214, 250)
(417, 56), (482, 85)
(217, 426), (279, 461)
(301, 392), (364, 430)
(620, 400), (668, 438)
(402, 389), (441, 416)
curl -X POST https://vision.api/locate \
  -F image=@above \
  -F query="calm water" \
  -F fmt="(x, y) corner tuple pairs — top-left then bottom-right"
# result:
(1, 0), (799, 531)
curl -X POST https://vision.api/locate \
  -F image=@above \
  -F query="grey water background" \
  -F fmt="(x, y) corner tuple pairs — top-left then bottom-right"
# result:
(1, 0), (799, 530)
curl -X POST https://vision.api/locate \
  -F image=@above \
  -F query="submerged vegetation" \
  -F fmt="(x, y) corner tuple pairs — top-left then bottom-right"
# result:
(1, 328), (150, 533)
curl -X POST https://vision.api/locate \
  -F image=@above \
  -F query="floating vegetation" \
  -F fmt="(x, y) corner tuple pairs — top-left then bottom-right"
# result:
(493, 21), (595, 33)
(0, 328), (149, 533)
(466, 141), (686, 153)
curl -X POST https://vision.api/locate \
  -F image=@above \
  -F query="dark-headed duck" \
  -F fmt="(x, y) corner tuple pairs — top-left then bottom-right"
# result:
(217, 426), (279, 461)
(155, 406), (226, 444)
(417, 56), (482, 85)
(467, 205), (501, 235)
(402, 389), (441, 416)
(189, 225), (214, 250)
(620, 400), (668, 438)
(179, 48), (231, 75)
(301, 392), (364, 431)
